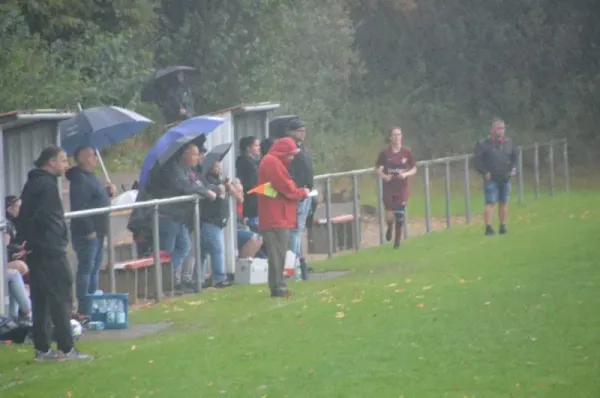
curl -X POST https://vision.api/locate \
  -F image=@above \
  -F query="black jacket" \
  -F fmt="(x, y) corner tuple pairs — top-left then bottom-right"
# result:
(5, 213), (19, 259)
(201, 173), (229, 228)
(66, 166), (111, 237)
(16, 169), (68, 254)
(235, 154), (259, 218)
(473, 137), (517, 182)
(289, 141), (314, 189)
(147, 160), (213, 224)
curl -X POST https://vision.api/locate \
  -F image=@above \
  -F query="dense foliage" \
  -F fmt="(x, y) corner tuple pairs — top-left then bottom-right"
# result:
(1, 0), (598, 171)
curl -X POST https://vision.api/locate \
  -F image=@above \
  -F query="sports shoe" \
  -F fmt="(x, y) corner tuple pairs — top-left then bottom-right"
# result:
(34, 349), (60, 362)
(485, 225), (495, 236)
(59, 348), (94, 361)
(499, 224), (507, 235)
(385, 224), (393, 242)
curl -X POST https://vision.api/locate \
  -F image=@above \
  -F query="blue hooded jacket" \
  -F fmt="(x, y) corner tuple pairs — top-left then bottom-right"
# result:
(66, 166), (110, 237)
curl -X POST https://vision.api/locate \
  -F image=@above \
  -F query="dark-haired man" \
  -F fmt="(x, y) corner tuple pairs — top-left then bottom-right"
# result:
(17, 146), (92, 361)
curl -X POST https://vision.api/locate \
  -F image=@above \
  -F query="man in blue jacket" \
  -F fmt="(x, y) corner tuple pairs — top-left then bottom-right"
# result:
(66, 147), (116, 313)
(473, 119), (517, 235)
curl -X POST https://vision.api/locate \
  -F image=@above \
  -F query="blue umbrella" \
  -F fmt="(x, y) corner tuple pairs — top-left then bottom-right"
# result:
(139, 115), (225, 186)
(60, 106), (153, 156)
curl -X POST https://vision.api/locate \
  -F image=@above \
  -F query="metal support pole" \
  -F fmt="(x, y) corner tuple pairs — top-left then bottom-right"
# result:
(377, 176), (385, 244)
(533, 143), (540, 199)
(464, 157), (471, 224)
(517, 147), (524, 204)
(444, 161), (451, 228)
(563, 140), (569, 192)
(152, 204), (163, 302)
(193, 197), (203, 292)
(403, 207), (409, 239)
(549, 142), (555, 196)
(106, 214), (116, 293)
(325, 177), (333, 259)
(351, 175), (360, 251)
(424, 164), (432, 233)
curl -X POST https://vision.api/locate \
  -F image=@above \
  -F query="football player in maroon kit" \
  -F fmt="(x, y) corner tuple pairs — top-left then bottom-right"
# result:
(375, 127), (417, 248)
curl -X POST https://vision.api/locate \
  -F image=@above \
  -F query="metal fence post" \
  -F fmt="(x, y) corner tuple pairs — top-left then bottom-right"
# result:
(549, 141), (555, 196)
(424, 164), (432, 233)
(464, 157), (471, 224)
(325, 177), (333, 258)
(403, 206), (409, 239)
(351, 174), (360, 251)
(534, 143), (540, 199)
(444, 161), (451, 228)
(517, 147), (524, 204)
(152, 204), (163, 302)
(106, 214), (116, 293)
(377, 176), (385, 244)
(563, 139), (569, 192)
(193, 197), (203, 293)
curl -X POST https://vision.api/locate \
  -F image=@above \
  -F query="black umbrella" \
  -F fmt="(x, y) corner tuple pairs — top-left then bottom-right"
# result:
(202, 143), (232, 174)
(268, 115), (298, 139)
(140, 65), (198, 103)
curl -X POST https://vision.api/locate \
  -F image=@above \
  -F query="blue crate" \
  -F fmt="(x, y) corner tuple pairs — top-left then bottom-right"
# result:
(84, 293), (129, 330)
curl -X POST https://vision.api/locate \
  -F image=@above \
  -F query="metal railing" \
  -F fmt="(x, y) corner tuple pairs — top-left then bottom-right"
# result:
(2, 138), (568, 310)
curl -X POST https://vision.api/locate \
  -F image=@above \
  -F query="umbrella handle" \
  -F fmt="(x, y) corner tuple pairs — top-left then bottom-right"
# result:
(95, 149), (112, 184)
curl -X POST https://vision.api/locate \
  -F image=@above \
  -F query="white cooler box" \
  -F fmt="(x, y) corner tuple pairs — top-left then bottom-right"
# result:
(235, 258), (268, 285)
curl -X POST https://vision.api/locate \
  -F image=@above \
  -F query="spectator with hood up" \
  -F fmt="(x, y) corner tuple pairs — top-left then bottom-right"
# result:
(257, 137), (309, 298)
(66, 146), (116, 313)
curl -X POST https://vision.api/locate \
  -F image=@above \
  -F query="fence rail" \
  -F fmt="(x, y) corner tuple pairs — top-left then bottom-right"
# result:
(2, 138), (568, 311)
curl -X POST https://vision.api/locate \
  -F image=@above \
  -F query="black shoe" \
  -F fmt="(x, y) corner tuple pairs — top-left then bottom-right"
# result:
(499, 224), (507, 235)
(385, 224), (393, 242)
(214, 280), (232, 289)
(182, 281), (197, 294)
(271, 289), (294, 298)
(485, 225), (495, 236)
(173, 284), (184, 296)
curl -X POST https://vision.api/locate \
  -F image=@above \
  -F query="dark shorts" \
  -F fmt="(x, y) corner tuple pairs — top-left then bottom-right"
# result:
(484, 180), (511, 204)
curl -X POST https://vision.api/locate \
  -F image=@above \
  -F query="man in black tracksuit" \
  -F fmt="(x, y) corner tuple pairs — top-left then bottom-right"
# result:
(473, 118), (517, 236)
(17, 146), (91, 361)
(286, 118), (315, 280)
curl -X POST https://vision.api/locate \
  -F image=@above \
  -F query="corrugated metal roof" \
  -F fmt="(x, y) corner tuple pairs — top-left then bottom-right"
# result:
(210, 103), (280, 115)
(0, 109), (75, 130)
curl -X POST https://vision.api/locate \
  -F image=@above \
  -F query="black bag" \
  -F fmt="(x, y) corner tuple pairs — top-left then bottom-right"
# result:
(0, 316), (30, 344)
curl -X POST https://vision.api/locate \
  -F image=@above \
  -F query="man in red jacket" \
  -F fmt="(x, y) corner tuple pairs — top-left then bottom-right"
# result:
(257, 137), (309, 298)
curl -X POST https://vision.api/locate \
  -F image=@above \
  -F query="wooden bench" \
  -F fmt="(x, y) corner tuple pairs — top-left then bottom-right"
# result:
(307, 214), (357, 254)
(99, 251), (171, 303)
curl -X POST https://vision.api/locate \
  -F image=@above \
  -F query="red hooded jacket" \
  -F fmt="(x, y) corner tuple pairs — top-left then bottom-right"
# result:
(257, 137), (308, 231)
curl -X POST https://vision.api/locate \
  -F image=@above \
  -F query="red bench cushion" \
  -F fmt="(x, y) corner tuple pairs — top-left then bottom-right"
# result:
(102, 250), (171, 270)
(313, 215), (355, 225)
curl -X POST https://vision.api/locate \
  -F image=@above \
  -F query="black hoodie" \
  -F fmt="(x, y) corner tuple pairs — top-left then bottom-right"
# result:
(235, 154), (259, 218)
(16, 169), (68, 254)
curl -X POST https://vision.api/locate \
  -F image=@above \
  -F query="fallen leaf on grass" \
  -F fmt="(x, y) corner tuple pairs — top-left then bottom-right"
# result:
(66, 392), (72, 398)
(529, 336), (537, 342)
(351, 298), (362, 303)
(208, 336), (215, 340)
(148, 360), (154, 364)
(186, 300), (206, 306)
(383, 299), (391, 304)
(459, 279), (468, 284)
(387, 283), (397, 287)
(416, 303), (425, 309)
(484, 301), (491, 306)
(131, 345), (136, 351)
(394, 289), (405, 293)
(575, 345), (584, 350)
(422, 285), (433, 291)
(335, 312), (345, 319)
(515, 383), (520, 389)
(404, 278), (411, 283)
(308, 369), (316, 377)
(415, 295), (424, 299)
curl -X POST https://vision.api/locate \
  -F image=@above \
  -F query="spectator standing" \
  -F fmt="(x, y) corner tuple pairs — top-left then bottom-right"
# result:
(375, 127), (417, 249)
(257, 137), (309, 298)
(66, 147), (116, 313)
(236, 136), (261, 232)
(286, 118), (314, 280)
(473, 118), (517, 235)
(160, 71), (196, 124)
(147, 143), (216, 295)
(16, 146), (91, 360)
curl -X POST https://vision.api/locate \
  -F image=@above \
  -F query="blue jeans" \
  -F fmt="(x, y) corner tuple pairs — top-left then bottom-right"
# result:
(484, 180), (511, 204)
(200, 222), (227, 284)
(289, 197), (312, 277)
(7, 271), (31, 318)
(159, 218), (191, 279)
(73, 234), (105, 311)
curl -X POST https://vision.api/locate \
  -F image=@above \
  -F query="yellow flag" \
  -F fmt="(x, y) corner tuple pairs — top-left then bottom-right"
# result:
(248, 182), (278, 198)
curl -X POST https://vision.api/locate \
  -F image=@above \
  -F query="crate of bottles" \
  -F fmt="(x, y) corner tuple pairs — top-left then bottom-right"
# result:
(84, 293), (129, 330)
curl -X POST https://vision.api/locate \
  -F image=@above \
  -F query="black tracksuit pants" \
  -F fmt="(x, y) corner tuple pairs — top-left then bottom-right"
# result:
(28, 250), (74, 353)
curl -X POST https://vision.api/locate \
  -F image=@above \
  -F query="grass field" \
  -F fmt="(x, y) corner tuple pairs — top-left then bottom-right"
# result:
(1, 189), (599, 397)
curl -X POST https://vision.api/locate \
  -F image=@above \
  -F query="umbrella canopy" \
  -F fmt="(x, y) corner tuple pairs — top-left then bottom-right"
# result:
(59, 106), (153, 156)
(202, 142), (232, 174)
(111, 190), (138, 207)
(141, 66), (197, 103)
(268, 115), (298, 139)
(138, 115), (225, 186)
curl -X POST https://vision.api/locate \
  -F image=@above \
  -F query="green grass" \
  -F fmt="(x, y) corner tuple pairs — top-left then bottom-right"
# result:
(2, 189), (600, 397)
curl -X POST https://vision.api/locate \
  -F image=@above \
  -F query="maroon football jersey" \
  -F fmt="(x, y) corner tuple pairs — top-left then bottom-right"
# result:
(375, 146), (416, 208)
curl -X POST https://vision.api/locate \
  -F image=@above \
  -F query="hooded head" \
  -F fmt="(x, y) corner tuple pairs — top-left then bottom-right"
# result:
(268, 137), (300, 166)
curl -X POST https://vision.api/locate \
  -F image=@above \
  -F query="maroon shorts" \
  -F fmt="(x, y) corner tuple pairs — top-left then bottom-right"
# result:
(382, 189), (408, 211)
